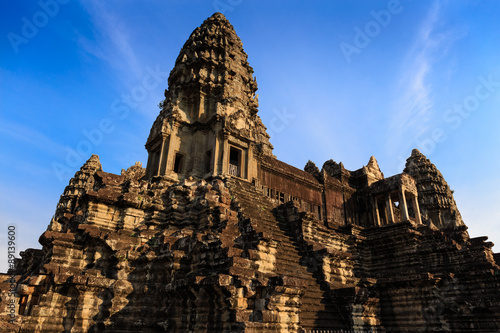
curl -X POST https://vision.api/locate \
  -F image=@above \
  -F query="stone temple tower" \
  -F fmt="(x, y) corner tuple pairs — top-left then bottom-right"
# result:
(145, 13), (273, 181)
(3, 12), (500, 333)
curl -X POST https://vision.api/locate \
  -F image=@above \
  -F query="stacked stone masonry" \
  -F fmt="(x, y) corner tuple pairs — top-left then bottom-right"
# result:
(1, 13), (499, 332)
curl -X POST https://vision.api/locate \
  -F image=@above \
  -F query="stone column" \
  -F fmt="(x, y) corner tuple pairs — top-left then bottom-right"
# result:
(145, 153), (153, 179)
(221, 133), (229, 175)
(372, 196), (381, 227)
(247, 143), (255, 180)
(211, 135), (219, 176)
(386, 194), (394, 224)
(241, 146), (247, 179)
(412, 194), (423, 224)
(158, 134), (170, 175)
(23, 294), (32, 316)
(399, 189), (410, 221)
(164, 134), (175, 174)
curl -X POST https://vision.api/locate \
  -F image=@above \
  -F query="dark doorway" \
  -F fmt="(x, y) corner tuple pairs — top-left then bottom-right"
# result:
(173, 153), (184, 173)
(205, 150), (212, 173)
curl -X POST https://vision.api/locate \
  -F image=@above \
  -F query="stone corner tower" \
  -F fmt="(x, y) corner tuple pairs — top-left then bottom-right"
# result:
(145, 12), (273, 182)
(404, 148), (466, 230)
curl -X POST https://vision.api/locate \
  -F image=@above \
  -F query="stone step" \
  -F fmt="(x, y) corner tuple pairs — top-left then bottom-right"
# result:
(227, 179), (345, 329)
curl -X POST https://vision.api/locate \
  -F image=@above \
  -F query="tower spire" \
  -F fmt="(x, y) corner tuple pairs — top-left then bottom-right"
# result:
(404, 149), (465, 230)
(145, 13), (272, 181)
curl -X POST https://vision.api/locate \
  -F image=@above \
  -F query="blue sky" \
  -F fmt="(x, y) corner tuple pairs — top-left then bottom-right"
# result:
(1, 1), (500, 272)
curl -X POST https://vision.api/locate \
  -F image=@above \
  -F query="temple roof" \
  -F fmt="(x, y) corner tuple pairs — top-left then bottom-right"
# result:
(150, 12), (273, 156)
(163, 12), (258, 115)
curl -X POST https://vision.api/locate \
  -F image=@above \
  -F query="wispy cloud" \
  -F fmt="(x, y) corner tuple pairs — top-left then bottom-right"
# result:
(0, 119), (66, 156)
(76, 3), (161, 119)
(386, 1), (466, 159)
(78, 2), (142, 81)
(390, 2), (440, 144)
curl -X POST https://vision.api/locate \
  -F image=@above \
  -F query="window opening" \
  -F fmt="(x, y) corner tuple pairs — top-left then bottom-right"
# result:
(229, 147), (241, 177)
(150, 145), (161, 177)
(407, 196), (416, 219)
(173, 153), (184, 173)
(205, 150), (212, 173)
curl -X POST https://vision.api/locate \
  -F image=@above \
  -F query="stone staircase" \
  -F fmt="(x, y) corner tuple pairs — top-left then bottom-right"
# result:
(227, 177), (346, 330)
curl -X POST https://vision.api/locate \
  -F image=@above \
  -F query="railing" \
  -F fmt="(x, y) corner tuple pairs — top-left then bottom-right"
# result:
(229, 163), (239, 177)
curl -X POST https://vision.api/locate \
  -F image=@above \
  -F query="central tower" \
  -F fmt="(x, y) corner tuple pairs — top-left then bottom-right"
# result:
(145, 13), (273, 181)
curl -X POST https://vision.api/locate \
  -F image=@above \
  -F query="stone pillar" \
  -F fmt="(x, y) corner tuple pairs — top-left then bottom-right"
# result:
(412, 195), (423, 224)
(164, 134), (175, 174)
(221, 133), (229, 175)
(158, 135), (170, 175)
(247, 143), (255, 180)
(241, 147), (247, 179)
(145, 153), (153, 179)
(372, 196), (381, 227)
(399, 189), (410, 221)
(212, 134), (219, 176)
(381, 199), (388, 225)
(386, 194), (394, 224)
(23, 294), (32, 316)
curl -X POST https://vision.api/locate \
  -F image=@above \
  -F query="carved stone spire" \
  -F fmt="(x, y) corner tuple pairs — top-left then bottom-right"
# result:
(162, 13), (258, 118)
(304, 160), (321, 181)
(145, 13), (272, 181)
(363, 156), (384, 185)
(49, 155), (102, 232)
(404, 149), (466, 231)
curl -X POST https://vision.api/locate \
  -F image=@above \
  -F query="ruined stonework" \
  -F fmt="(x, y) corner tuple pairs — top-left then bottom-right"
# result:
(1, 13), (500, 333)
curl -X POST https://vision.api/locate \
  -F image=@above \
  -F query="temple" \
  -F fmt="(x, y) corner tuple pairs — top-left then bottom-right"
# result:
(1, 13), (499, 333)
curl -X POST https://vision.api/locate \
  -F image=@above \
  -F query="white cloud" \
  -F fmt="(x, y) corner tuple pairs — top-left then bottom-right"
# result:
(386, 1), (466, 164)
(388, 2), (440, 148)
(0, 119), (66, 157)
(78, 2), (143, 81)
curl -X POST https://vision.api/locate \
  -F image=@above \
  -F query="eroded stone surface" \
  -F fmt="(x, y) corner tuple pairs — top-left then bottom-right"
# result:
(1, 12), (499, 333)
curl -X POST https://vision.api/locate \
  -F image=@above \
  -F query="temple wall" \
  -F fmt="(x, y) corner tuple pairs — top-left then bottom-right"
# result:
(2, 156), (500, 332)
(257, 157), (372, 228)
(361, 223), (500, 332)
(258, 157), (327, 221)
(323, 176), (346, 226)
